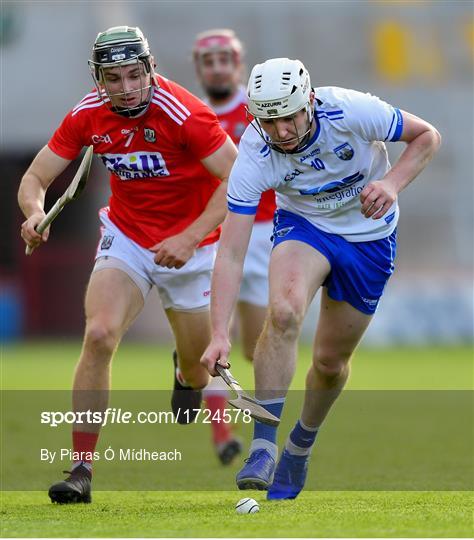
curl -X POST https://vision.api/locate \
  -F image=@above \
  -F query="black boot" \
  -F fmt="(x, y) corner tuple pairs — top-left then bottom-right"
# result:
(171, 350), (202, 424)
(48, 463), (92, 504)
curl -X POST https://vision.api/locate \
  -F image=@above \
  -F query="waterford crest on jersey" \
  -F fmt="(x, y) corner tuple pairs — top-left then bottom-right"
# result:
(209, 85), (276, 222)
(49, 75), (228, 248)
(227, 86), (404, 242)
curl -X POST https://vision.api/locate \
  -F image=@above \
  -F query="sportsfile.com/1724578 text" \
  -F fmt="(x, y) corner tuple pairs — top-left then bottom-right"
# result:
(40, 407), (252, 427)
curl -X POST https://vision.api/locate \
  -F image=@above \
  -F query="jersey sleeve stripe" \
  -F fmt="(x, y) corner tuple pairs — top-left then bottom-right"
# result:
(153, 92), (189, 122)
(227, 193), (259, 204)
(72, 96), (103, 112)
(227, 202), (258, 215)
(72, 99), (109, 116)
(73, 92), (98, 109)
(389, 108), (403, 141)
(317, 112), (344, 121)
(151, 98), (184, 125)
(156, 88), (191, 117)
(73, 91), (107, 111)
(384, 111), (396, 141)
(318, 115), (344, 121)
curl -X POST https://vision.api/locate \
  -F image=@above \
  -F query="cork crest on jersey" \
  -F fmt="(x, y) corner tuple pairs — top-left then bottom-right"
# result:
(144, 128), (156, 143)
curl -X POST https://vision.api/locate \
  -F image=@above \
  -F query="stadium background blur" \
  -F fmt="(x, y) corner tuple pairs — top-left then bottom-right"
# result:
(1, 0), (473, 347)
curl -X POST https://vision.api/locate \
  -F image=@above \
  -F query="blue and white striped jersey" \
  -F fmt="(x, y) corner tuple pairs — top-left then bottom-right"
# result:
(227, 86), (403, 242)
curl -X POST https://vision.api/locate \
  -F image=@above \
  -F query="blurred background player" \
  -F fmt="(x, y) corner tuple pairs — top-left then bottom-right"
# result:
(193, 29), (276, 465)
(18, 26), (237, 503)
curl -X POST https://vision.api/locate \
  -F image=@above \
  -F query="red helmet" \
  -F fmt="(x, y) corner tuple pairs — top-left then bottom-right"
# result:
(193, 29), (243, 64)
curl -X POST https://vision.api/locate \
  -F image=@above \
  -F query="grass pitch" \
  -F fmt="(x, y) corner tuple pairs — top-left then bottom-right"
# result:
(1, 341), (473, 537)
(1, 491), (472, 538)
(2, 341), (473, 390)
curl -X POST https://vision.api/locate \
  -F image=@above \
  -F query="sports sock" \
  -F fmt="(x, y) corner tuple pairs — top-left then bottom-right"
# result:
(205, 394), (233, 444)
(72, 461), (93, 473)
(72, 431), (99, 472)
(285, 419), (319, 456)
(250, 398), (285, 460)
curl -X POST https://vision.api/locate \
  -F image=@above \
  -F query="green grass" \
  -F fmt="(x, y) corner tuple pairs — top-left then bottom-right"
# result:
(1, 341), (473, 537)
(1, 491), (473, 538)
(1, 341), (473, 390)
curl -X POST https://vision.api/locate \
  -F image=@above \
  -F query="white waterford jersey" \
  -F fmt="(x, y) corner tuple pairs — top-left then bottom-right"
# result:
(227, 86), (404, 242)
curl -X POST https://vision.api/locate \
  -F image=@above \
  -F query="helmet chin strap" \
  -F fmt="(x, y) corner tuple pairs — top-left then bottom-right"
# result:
(252, 106), (315, 155)
(111, 101), (150, 118)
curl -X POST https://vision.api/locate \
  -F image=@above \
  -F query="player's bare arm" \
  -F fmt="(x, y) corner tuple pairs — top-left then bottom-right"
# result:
(18, 145), (72, 249)
(200, 211), (255, 376)
(150, 136), (237, 268)
(360, 111), (441, 219)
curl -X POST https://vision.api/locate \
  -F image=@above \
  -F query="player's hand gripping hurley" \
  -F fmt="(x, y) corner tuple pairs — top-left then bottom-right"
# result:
(25, 145), (94, 255)
(215, 364), (280, 426)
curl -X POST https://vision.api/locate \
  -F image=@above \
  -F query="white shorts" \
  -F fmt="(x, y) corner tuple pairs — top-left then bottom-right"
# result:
(239, 220), (273, 307)
(93, 211), (216, 312)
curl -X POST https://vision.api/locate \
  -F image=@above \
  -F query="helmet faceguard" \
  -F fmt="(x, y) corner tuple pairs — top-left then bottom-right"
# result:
(193, 29), (243, 100)
(88, 26), (154, 117)
(247, 58), (314, 154)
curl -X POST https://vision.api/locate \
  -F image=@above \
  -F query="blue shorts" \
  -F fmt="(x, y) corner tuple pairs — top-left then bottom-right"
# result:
(272, 210), (397, 315)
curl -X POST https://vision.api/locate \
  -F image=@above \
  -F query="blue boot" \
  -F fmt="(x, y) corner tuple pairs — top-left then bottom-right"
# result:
(267, 449), (309, 500)
(236, 449), (276, 490)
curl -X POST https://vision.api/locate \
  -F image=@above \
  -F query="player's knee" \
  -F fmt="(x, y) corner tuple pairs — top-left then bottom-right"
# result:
(313, 349), (349, 380)
(268, 298), (304, 337)
(83, 320), (120, 357)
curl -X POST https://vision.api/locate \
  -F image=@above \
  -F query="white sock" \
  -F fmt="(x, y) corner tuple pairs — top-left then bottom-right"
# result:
(72, 461), (92, 472)
(250, 438), (278, 461)
(203, 374), (229, 398)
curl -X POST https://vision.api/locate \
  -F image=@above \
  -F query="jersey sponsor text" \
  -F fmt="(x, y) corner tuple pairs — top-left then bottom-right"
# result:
(100, 152), (170, 180)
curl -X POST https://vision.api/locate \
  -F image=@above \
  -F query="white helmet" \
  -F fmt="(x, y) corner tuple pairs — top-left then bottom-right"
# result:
(247, 58), (311, 119)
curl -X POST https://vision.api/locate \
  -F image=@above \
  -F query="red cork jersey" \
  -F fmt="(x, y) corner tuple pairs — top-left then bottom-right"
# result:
(210, 86), (276, 222)
(48, 75), (228, 248)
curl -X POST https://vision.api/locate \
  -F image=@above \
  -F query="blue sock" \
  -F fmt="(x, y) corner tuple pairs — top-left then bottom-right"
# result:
(285, 419), (319, 456)
(250, 398), (285, 460)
